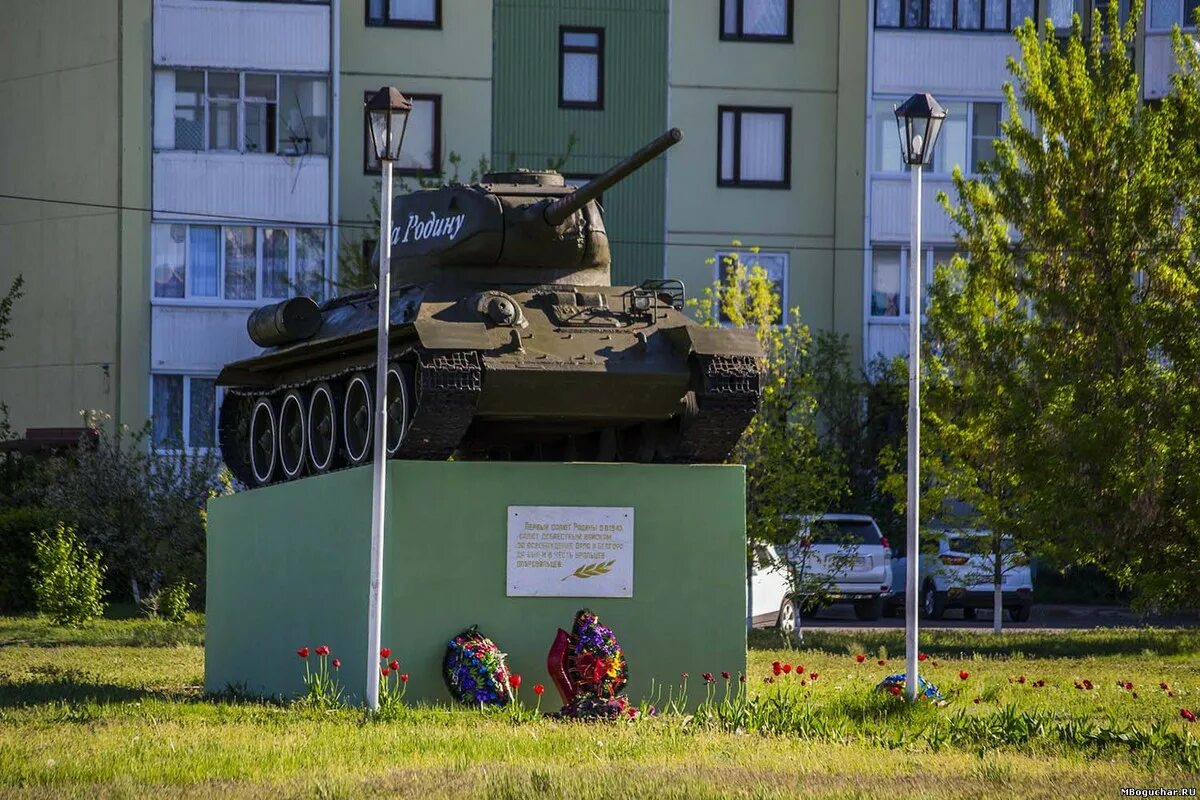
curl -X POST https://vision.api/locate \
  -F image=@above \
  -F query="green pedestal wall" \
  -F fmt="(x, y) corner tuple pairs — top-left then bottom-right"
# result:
(205, 461), (746, 707)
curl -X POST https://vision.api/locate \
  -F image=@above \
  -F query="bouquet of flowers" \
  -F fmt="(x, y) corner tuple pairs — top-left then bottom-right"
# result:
(443, 626), (513, 706)
(547, 609), (635, 719)
(877, 673), (944, 702)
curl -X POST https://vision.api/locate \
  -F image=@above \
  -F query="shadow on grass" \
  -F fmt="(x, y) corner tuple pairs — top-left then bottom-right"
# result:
(0, 676), (156, 708)
(749, 626), (1200, 659)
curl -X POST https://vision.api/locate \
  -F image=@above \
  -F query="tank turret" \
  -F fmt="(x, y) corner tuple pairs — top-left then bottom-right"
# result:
(388, 128), (682, 286)
(216, 128), (765, 488)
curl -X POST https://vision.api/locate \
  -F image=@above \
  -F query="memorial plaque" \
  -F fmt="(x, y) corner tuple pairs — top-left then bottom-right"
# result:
(507, 506), (634, 597)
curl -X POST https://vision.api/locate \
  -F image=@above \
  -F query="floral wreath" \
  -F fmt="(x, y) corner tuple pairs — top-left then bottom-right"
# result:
(443, 625), (513, 706)
(547, 609), (636, 719)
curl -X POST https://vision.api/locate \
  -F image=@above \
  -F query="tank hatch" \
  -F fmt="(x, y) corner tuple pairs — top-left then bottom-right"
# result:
(481, 170), (565, 187)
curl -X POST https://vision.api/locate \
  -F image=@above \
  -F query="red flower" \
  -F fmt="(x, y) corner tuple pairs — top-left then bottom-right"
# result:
(878, 659), (887, 666)
(626, 707), (637, 718)
(781, 663), (792, 674)
(509, 674), (522, 689)
(680, 672), (689, 680)
(959, 670), (970, 681)
(380, 647), (391, 659)
(1074, 681), (1083, 690)
(332, 658), (341, 669)
(1160, 682), (1170, 691)
(1018, 676), (1026, 684)
(702, 672), (715, 684)
(399, 673), (409, 683)
(772, 661), (782, 676)
(315, 645), (330, 657)
(973, 697), (981, 704)
(1082, 679), (1093, 690)
(533, 683), (545, 696)
(739, 673), (747, 683)
(800, 679), (807, 686)
(575, 655), (612, 687)
(389, 660), (400, 671)
(1182, 709), (1197, 723)
(764, 677), (775, 684)
(381, 668), (390, 677)
(855, 654), (866, 663)
(1033, 680), (1045, 688)
(297, 647), (310, 658)
(889, 685), (901, 696)
(721, 671), (731, 681)
(809, 672), (819, 681)
(918, 652), (927, 662)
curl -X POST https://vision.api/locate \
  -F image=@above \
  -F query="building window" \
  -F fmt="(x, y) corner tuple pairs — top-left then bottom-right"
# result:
(718, 106), (791, 189)
(366, 0), (441, 28)
(152, 374), (219, 451)
(875, 0), (1068, 30)
(154, 69), (329, 156)
(363, 92), (441, 175)
(720, 0), (793, 41)
(870, 246), (956, 319)
(152, 223), (328, 303)
(713, 250), (788, 324)
(873, 98), (1002, 175)
(1150, 0), (1200, 29)
(559, 27), (604, 109)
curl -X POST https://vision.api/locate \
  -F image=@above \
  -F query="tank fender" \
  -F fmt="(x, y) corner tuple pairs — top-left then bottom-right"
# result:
(663, 325), (763, 358)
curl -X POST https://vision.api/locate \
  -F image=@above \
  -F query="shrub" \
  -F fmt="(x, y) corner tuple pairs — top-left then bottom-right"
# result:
(0, 507), (60, 613)
(159, 578), (194, 622)
(33, 524), (106, 626)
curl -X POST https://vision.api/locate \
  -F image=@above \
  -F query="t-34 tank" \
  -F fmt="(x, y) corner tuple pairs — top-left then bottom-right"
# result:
(217, 128), (764, 487)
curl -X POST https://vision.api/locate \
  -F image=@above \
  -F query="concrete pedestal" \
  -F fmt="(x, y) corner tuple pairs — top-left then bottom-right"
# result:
(205, 461), (746, 707)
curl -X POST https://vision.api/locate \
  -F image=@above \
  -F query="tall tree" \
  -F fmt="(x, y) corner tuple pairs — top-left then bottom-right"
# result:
(926, 0), (1200, 609)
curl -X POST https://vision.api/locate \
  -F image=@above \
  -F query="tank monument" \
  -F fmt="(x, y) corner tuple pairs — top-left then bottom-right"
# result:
(204, 122), (763, 707)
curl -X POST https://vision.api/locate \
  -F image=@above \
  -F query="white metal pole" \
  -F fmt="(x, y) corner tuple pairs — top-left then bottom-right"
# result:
(365, 160), (394, 711)
(904, 162), (922, 702)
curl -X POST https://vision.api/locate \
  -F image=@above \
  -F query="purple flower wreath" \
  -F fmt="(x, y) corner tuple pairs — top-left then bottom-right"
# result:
(547, 609), (638, 720)
(443, 626), (513, 706)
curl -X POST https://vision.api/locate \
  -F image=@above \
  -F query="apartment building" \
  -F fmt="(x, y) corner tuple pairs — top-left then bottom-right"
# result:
(864, 0), (1179, 364)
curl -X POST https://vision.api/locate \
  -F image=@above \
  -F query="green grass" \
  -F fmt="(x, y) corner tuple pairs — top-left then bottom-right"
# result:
(0, 616), (1197, 798)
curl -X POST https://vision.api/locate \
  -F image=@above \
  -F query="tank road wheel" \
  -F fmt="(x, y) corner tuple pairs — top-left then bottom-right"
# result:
(277, 390), (307, 480)
(385, 363), (414, 457)
(248, 397), (278, 486)
(306, 382), (340, 474)
(342, 372), (374, 466)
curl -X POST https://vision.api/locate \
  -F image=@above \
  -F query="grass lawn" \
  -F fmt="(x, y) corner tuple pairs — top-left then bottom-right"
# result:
(0, 617), (1197, 798)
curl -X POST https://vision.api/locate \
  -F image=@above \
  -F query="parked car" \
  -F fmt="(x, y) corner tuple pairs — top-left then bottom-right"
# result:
(757, 514), (893, 625)
(747, 542), (790, 628)
(885, 528), (1033, 622)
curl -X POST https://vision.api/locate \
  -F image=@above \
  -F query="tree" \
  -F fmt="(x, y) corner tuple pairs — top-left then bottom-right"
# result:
(925, 0), (1200, 610)
(692, 249), (843, 636)
(0, 274), (25, 441)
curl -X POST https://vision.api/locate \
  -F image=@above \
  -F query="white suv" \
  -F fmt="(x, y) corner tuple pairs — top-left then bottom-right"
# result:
(777, 514), (893, 622)
(887, 528), (1034, 622)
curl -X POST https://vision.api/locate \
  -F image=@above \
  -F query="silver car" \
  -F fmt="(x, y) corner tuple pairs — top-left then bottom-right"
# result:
(779, 514), (893, 622)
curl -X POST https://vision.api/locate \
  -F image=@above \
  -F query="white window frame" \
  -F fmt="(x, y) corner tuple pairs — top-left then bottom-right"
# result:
(712, 249), (790, 325)
(1148, 0), (1199, 30)
(160, 69), (326, 156)
(871, 97), (1007, 179)
(150, 222), (330, 307)
(150, 373), (221, 454)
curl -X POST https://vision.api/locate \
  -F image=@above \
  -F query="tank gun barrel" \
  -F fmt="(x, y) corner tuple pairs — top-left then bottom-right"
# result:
(543, 128), (683, 227)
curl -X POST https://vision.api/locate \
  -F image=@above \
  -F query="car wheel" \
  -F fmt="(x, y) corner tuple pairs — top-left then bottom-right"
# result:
(921, 583), (946, 620)
(854, 597), (883, 621)
(962, 606), (978, 620)
(1008, 604), (1032, 623)
(885, 597), (905, 618)
(778, 597), (798, 633)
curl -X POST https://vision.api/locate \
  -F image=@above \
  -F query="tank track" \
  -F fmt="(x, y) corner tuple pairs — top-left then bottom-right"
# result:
(219, 347), (481, 487)
(672, 354), (763, 464)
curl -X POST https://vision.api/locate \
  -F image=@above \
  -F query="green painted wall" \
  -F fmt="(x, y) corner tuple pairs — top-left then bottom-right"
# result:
(206, 461), (746, 708)
(492, 0), (669, 287)
(0, 0), (151, 433)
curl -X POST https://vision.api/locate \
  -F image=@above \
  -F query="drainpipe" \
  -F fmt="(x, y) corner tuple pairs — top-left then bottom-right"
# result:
(330, 0), (341, 288)
(861, 4), (875, 374)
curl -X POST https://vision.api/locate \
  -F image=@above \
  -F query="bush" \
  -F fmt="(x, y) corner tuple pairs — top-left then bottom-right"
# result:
(159, 579), (194, 622)
(33, 524), (106, 626)
(0, 507), (61, 613)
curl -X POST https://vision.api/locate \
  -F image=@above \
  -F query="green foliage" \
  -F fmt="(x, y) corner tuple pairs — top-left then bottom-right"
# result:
(32, 524), (106, 626)
(159, 579), (194, 623)
(0, 507), (61, 613)
(0, 273), (23, 354)
(925, 0), (1200, 609)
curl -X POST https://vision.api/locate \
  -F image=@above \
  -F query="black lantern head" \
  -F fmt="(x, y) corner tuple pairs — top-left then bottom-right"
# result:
(365, 86), (413, 163)
(894, 93), (947, 167)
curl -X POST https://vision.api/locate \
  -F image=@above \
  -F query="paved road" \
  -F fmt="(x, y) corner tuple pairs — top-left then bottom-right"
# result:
(757, 603), (1197, 632)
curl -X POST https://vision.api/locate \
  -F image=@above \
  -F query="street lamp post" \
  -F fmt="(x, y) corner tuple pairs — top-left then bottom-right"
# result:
(893, 92), (946, 702)
(363, 86), (412, 712)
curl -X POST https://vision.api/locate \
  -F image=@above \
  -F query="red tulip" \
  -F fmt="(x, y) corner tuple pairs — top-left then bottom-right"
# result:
(959, 670), (970, 681)
(810, 672), (818, 681)
(878, 659), (886, 666)
(1160, 682), (1170, 691)
(297, 647), (310, 658)
(889, 685), (901, 696)
(764, 676), (775, 684)
(973, 697), (981, 704)
(702, 672), (715, 684)
(918, 652), (927, 662)
(533, 683), (545, 696)
(721, 671), (731, 681)
(509, 674), (522, 689)
(399, 673), (409, 683)
(380, 647), (391, 659)
(315, 645), (330, 657)
(332, 658), (341, 669)
(1018, 676), (1026, 684)
(1075, 681), (1083, 690)
(389, 660), (400, 671)
(739, 673), (747, 683)
(800, 679), (807, 686)
(381, 668), (390, 677)
(782, 663), (792, 674)
(855, 654), (866, 663)
(1082, 679), (1093, 690)
(1182, 708), (1197, 723)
